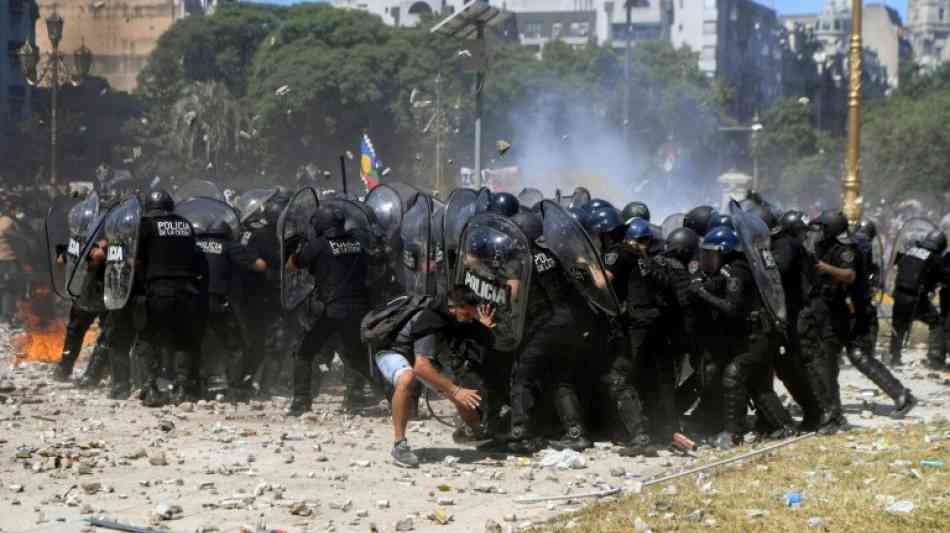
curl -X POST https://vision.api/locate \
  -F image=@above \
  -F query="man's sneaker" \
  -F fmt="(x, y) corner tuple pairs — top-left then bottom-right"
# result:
(391, 439), (420, 468)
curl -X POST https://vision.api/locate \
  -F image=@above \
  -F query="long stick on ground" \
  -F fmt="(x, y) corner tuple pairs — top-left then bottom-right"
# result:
(515, 433), (816, 505)
(84, 517), (171, 533)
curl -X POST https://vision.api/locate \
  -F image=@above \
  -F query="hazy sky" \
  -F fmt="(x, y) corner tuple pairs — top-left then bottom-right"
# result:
(253, 0), (910, 21)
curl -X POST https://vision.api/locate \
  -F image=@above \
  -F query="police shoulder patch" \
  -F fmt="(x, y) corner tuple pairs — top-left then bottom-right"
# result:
(840, 249), (855, 265)
(605, 252), (619, 266)
(241, 231), (252, 246)
(727, 276), (742, 294)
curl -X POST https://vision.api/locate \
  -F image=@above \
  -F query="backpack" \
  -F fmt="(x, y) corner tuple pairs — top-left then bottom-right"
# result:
(360, 294), (433, 348)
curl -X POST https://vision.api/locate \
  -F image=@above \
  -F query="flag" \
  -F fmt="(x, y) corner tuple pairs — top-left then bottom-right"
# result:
(360, 133), (382, 190)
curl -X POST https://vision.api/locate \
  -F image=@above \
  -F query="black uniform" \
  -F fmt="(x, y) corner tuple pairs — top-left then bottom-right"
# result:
(136, 211), (204, 403)
(798, 236), (858, 430)
(290, 226), (371, 411)
(509, 243), (592, 450)
(770, 229), (821, 429)
(936, 254), (950, 369)
(692, 258), (793, 444)
(890, 245), (941, 365)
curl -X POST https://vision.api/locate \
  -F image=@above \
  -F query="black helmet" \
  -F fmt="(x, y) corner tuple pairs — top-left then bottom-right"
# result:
(207, 219), (234, 238)
(621, 201), (651, 223)
(586, 198), (615, 212)
(779, 210), (808, 236)
(810, 210), (849, 240)
(511, 210), (543, 242)
(684, 206), (718, 236)
(488, 192), (520, 217)
(145, 189), (174, 213)
(856, 219), (878, 240)
(747, 204), (777, 229)
(664, 227), (699, 263)
(921, 229), (948, 253)
(585, 206), (624, 234)
(313, 206), (345, 234)
(264, 191), (290, 223)
(711, 213), (734, 230)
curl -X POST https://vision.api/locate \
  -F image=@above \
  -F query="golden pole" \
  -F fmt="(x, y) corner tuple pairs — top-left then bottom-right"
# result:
(842, 0), (863, 224)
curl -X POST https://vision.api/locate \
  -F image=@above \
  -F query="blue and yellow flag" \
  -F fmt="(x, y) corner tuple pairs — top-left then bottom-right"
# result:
(360, 134), (382, 190)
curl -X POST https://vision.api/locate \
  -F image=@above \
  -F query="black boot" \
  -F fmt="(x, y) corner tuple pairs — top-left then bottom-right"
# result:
(78, 345), (110, 388)
(53, 326), (86, 382)
(852, 350), (907, 404)
(611, 387), (656, 456)
(549, 390), (592, 451)
(287, 397), (311, 417)
(548, 424), (593, 452)
(926, 325), (946, 370)
(892, 390), (917, 419)
(755, 392), (797, 439)
(506, 425), (544, 455)
(804, 359), (843, 434)
(888, 331), (905, 366)
(142, 381), (169, 408)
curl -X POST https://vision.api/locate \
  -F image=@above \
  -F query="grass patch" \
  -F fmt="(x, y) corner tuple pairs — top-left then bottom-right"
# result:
(538, 421), (950, 532)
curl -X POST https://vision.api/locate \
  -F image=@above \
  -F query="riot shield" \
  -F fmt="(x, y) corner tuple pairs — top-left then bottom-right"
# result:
(443, 188), (478, 284)
(173, 179), (224, 203)
(661, 213), (685, 239)
(102, 197), (143, 310)
(518, 188), (544, 209)
(871, 234), (885, 291)
(175, 197), (240, 238)
(555, 186), (591, 209)
(431, 199), (448, 295)
(475, 187), (492, 214)
(387, 182), (422, 213)
(455, 212), (533, 351)
(728, 199), (787, 330)
(65, 192), (101, 299)
(235, 188), (279, 224)
(44, 196), (79, 299)
(400, 193), (438, 296)
(884, 217), (938, 296)
(278, 187), (320, 310)
(538, 200), (621, 317)
(364, 184), (403, 239)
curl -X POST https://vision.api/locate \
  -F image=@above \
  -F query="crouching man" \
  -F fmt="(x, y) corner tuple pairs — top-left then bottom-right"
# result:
(375, 285), (496, 467)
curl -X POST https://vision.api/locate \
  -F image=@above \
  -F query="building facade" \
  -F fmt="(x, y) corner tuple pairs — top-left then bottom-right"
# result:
(906, 0), (950, 68)
(32, 0), (218, 93)
(1, 0), (37, 132)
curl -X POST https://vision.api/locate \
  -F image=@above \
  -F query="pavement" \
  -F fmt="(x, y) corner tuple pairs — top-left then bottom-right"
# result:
(0, 324), (948, 533)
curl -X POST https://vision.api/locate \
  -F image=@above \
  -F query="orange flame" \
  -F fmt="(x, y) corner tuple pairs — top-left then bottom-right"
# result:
(11, 286), (97, 364)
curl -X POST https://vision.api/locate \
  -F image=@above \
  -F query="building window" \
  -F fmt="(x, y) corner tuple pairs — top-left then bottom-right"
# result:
(525, 23), (542, 37)
(552, 22), (562, 38)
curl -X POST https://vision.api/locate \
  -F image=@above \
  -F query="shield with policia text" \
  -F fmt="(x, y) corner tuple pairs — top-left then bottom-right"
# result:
(278, 187), (320, 310)
(102, 196), (143, 310)
(538, 200), (621, 317)
(455, 212), (533, 351)
(442, 188), (478, 286)
(400, 193), (440, 296)
(175, 197), (240, 239)
(173, 179), (224, 203)
(45, 195), (79, 299)
(65, 192), (103, 300)
(728, 199), (787, 331)
(884, 217), (938, 297)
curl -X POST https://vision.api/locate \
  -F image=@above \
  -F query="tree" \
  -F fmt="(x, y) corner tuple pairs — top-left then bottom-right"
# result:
(169, 81), (253, 175)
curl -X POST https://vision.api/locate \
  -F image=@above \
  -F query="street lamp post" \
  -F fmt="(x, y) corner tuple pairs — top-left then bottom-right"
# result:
(16, 11), (93, 185)
(842, 0), (863, 225)
(719, 113), (764, 191)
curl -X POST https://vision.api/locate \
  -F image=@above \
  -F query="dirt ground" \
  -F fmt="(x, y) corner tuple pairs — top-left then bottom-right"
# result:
(0, 324), (948, 533)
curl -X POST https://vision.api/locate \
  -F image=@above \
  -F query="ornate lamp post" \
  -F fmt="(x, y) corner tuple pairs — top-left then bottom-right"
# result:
(16, 10), (94, 184)
(842, 0), (863, 224)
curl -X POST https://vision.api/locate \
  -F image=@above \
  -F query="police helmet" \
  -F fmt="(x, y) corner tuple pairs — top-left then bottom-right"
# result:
(312, 206), (346, 234)
(624, 217), (653, 241)
(779, 210), (808, 236)
(585, 206), (624, 234)
(856, 219), (878, 240)
(665, 227), (700, 263)
(711, 213), (734, 230)
(701, 226), (740, 274)
(487, 192), (520, 217)
(567, 206), (586, 224)
(585, 198), (615, 212)
(810, 210), (849, 240)
(921, 229), (948, 253)
(684, 206), (719, 236)
(145, 189), (175, 213)
(511, 210), (543, 242)
(207, 219), (234, 239)
(621, 201), (651, 223)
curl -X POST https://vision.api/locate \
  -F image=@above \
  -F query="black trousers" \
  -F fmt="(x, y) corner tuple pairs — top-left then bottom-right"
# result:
(58, 304), (101, 371)
(199, 297), (247, 387)
(293, 311), (370, 403)
(135, 282), (203, 387)
(798, 299), (850, 419)
(102, 306), (138, 390)
(774, 305), (821, 425)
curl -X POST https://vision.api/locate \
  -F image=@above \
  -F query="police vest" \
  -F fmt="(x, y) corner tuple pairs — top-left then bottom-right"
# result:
(196, 236), (232, 296)
(142, 214), (198, 281)
(895, 247), (934, 294)
(525, 247), (570, 319)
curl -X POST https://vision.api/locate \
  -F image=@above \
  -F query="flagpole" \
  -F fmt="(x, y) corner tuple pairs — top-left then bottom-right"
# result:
(340, 155), (348, 196)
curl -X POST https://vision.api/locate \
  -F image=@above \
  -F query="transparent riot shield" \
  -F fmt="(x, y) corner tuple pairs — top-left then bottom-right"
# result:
(103, 197), (143, 310)
(661, 213), (685, 239)
(455, 212), (533, 351)
(728, 199), (787, 330)
(45, 196), (79, 299)
(443, 188), (478, 286)
(538, 200), (620, 317)
(65, 192), (101, 299)
(884, 217), (938, 296)
(175, 197), (241, 238)
(278, 187), (320, 310)
(431, 199), (448, 295)
(386, 182), (422, 213)
(235, 188), (279, 224)
(518, 188), (544, 209)
(173, 179), (225, 203)
(400, 193), (437, 296)
(364, 184), (403, 239)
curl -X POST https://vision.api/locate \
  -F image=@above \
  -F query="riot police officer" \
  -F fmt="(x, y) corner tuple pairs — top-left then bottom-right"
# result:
(691, 226), (795, 448)
(683, 206), (719, 238)
(890, 229), (946, 368)
(621, 201), (650, 223)
(506, 211), (594, 452)
(286, 205), (372, 416)
(135, 190), (204, 406)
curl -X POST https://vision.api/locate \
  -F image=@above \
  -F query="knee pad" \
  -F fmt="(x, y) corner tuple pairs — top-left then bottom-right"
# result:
(721, 363), (743, 390)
